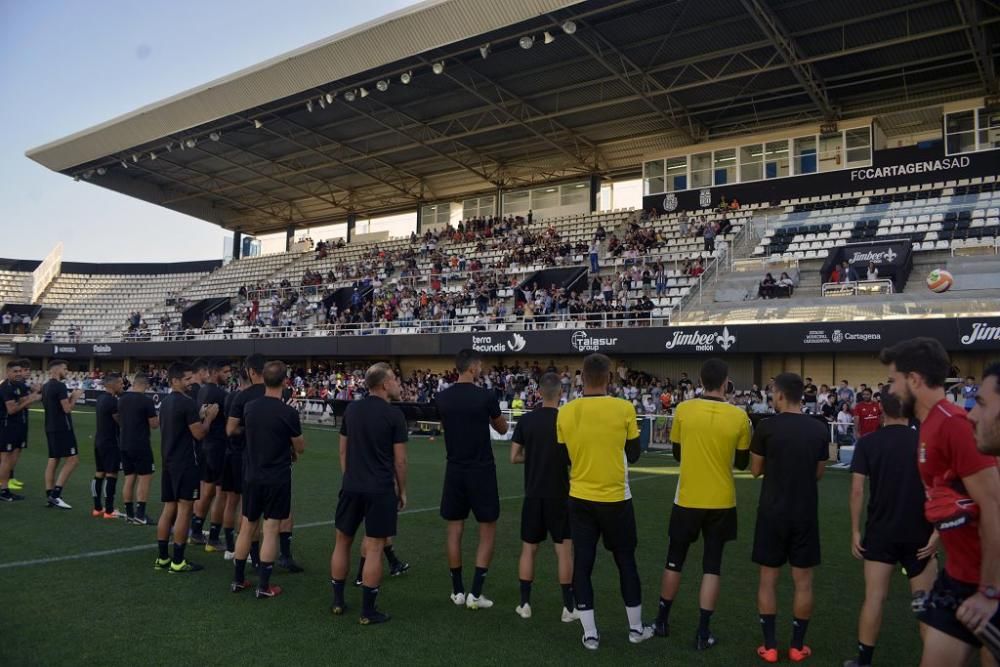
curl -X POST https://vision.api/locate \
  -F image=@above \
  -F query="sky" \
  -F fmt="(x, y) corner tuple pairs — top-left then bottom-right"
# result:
(0, 0), (417, 263)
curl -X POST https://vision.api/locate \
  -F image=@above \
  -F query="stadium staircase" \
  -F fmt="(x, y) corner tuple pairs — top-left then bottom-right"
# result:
(30, 307), (62, 336)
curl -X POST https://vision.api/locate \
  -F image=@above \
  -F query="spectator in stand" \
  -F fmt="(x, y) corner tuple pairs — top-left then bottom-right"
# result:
(837, 402), (855, 445)
(678, 211), (689, 237)
(821, 393), (838, 422)
(703, 223), (716, 252)
(866, 262), (879, 282)
(589, 240), (600, 274)
(838, 380), (856, 406)
(777, 272), (794, 297)
(1, 312), (11, 334)
(759, 273), (777, 299)
(728, 198), (740, 210)
(689, 260), (705, 278)
(829, 265), (841, 284)
(839, 261), (859, 283)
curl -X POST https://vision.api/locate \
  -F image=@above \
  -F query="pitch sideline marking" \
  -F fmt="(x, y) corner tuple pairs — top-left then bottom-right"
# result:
(0, 475), (661, 570)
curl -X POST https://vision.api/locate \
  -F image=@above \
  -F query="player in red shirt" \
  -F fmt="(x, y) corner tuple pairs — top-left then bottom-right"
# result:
(880, 338), (1000, 666)
(853, 390), (883, 439)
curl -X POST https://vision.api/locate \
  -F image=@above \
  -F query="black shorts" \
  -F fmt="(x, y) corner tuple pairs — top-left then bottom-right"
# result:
(752, 513), (821, 569)
(121, 447), (155, 476)
(46, 431), (78, 459)
(94, 445), (121, 475)
(440, 465), (500, 523)
(568, 497), (637, 552)
(2, 428), (27, 451)
(668, 505), (738, 548)
(521, 497), (571, 544)
(917, 571), (982, 647)
(243, 481), (292, 522)
(161, 466), (200, 503)
(862, 534), (933, 578)
(335, 490), (398, 539)
(221, 449), (244, 494)
(200, 442), (226, 485)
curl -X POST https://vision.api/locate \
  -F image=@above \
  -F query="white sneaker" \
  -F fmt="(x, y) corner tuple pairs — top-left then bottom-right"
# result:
(224, 550), (235, 561)
(466, 594), (494, 610)
(50, 497), (72, 510)
(581, 634), (600, 651)
(515, 603), (532, 619)
(628, 625), (655, 644)
(561, 607), (580, 623)
(450, 592), (466, 606)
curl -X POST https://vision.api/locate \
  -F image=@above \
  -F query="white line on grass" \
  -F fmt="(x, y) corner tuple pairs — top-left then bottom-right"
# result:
(0, 475), (662, 570)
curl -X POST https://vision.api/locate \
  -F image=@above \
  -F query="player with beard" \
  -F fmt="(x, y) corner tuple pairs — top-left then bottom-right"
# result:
(192, 359), (231, 552)
(221, 370), (251, 558)
(186, 358), (210, 545)
(42, 360), (83, 509)
(91, 373), (124, 518)
(118, 373), (159, 524)
(853, 390), (882, 440)
(0, 360), (40, 502)
(881, 339), (1000, 666)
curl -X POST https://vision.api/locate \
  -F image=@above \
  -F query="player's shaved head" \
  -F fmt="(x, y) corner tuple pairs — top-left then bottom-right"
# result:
(582, 353), (611, 388)
(262, 361), (287, 388)
(539, 372), (562, 401)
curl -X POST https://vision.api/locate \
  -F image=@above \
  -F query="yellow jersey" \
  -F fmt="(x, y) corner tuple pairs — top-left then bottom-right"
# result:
(669, 397), (751, 509)
(557, 396), (640, 503)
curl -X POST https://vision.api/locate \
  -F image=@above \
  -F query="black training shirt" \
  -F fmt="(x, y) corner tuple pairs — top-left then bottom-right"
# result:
(244, 396), (301, 485)
(42, 379), (73, 433)
(186, 382), (201, 402)
(340, 396), (408, 494)
(851, 424), (933, 543)
(435, 383), (501, 469)
(512, 407), (569, 498)
(159, 391), (201, 471)
(94, 393), (119, 450)
(197, 382), (228, 447)
(227, 383), (266, 452)
(750, 412), (829, 522)
(117, 391), (157, 451)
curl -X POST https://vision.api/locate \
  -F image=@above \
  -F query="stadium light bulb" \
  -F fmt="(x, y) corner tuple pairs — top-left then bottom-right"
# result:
(479, 44), (491, 59)
(120, 160), (128, 169)
(359, 86), (369, 98)
(377, 80), (389, 92)
(432, 61), (445, 75)
(543, 31), (555, 44)
(319, 97), (327, 109)
(400, 71), (412, 84)
(306, 99), (314, 113)
(253, 119), (263, 129)
(326, 92), (335, 104)
(209, 131), (221, 142)
(96, 167), (106, 176)
(149, 151), (157, 160)
(132, 154), (139, 163)
(519, 36), (534, 50)
(73, 174), (81, 181)
(562, 20), (577, 35)
(185, 138), (197, 149)
(165, 142), (173, 152)
(344, 90), (356, 102)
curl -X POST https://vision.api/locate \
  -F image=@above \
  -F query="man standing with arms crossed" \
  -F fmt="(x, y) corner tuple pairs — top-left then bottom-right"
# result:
(749, 373), (830, 663)
(230, 361), (304, 599)
(0, 360), (40, 502)
(654, 358), (751, 649)
(845, 391), (938, 667)
(330, 363), (407, 623)
(557, 353), (652, 650)
(435, 349), (508, 610)
(42, 359), (83, 509)
(854, 389), (882, 441)
(510, 372), (576, 622)
(192, 359), (231, 552)
(881, 338), (1000, 666)
(221, 369), (250, 557)
(91, 373), (123, 518)
(117, 373), (159, 524)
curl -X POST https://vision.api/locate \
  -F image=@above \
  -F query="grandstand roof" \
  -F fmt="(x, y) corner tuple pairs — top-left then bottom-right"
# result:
(26, 0), (1000, 235)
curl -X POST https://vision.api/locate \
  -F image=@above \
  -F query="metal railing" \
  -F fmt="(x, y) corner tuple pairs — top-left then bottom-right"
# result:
(821, 279), (894, 297)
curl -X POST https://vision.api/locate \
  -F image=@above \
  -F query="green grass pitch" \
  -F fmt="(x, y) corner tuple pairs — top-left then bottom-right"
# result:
(3, 408), (923, 665)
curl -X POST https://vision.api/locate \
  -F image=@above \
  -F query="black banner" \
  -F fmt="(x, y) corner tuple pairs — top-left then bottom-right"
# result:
(820, 241), (914, 290)
(0, 342), (16, 355)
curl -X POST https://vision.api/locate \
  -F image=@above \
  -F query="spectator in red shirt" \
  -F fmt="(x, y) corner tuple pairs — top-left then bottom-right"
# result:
(880, 338), (1000, 666)
(853, 390), (883, 439)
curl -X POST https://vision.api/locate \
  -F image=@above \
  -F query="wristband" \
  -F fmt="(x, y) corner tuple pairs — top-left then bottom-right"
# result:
(979, 586), (1000, 600)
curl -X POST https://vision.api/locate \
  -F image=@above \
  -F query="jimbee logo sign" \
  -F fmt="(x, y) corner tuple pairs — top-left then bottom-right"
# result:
(664, 326), (736, 353)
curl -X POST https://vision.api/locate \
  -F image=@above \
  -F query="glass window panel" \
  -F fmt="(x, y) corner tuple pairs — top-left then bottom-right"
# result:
(502, 191), (530, 215)
(793, 136), (817, 175)
(690, 151), (712, 188)
(560, 183), (588, 206)
(666, 156), (687, 191)
(818, 133), (843, 172)
(947, 132), (976, 155)
(978, 109), (1000, 150)
(946, 110), (975, 134)
(764, 140), (790, 179)
(531, 186), (560, 210)
(739, 144), (762, 182)
(845, 127), (871, 150)
(643, 160), (665, 195)
(713, 148), (736, 185)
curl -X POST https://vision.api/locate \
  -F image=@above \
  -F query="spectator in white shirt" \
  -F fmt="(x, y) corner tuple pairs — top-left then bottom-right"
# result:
(866, 262), (878, 281)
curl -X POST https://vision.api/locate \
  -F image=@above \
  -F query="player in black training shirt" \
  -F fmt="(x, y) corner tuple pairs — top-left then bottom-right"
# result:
(230, 361), (304, 600)
(185, 358), (210, 543)
(191, 359), (232, 551)
(221, 370), (251, 557)
(845, 392), (937, 667)
(42, 359), (83, 509)
(91, 373), (124, 519)
(435, 349), (508, 609)
(749, 373), (830, 664)
(154, 363), (219, 574)
(510, 372), (576, 622)
(330, 363), (408, 623)
(117, 373), (159, 524)
(0, 359), (41, 502)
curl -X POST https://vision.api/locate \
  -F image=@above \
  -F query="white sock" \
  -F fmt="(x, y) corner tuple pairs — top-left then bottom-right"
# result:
(579, 609), (598, 638)
(626, 604), (643, 631)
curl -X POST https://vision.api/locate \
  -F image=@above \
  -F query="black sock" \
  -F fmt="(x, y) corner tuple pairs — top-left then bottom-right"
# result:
(191, 515), (205, 536)
(519, 579), (532, 606)
(362, 585), (379, 616)
(234, 558), (247, 583)
(857, 642), (875, 666)
(355, 557), (366, 583)
(450, 567), (464, 595)
(332, 578), (346, 607)
(157, 539), (169, 560)
(172, 542), (186, 565)
(209, 523), (222, 541)
(657, 597), (673, 623)
(279, 531), (292, 558)
(471, 567), (488, 597)
(91, 477), (103, 511)
(104, 477), (117, 513)
(46, 488), (53, 499)
(224, 528), (235, 552)
(125, 501), (135, 519)
(698, 608), (714, 639)
(137, 501), (147, 520)
(250, 541), (260, 566)
(791, 617), (810, 650)
(760, 614), (777, 650)
(53, 485), (63, 499)
(259, 562), (273, 590)
(383, 545), (400, 567)
(561, 583), (575, 611)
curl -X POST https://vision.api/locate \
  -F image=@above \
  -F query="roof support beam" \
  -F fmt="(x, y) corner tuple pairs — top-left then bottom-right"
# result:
(954, 0), (998, 92)
(739, 0), (837, 118)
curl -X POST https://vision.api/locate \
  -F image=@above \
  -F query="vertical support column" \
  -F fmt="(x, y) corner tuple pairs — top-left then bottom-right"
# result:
(415, 205), (422, 235)
(285, 225), (295, 252)
(589, 173), (600, 213)
(496, 186), (504, 217)
(232, 231), (243, 260)
(346, 213), (357, 243)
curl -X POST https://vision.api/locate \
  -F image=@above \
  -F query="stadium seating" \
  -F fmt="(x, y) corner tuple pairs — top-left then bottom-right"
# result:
(0, 269), (31, 305)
